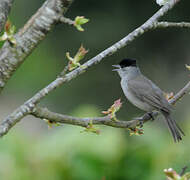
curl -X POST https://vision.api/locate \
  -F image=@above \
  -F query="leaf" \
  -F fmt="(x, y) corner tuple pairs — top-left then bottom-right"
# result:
(0, 32), (8, 41)
(74, 16), (89, 31)
(9, 36), (16, 45)
(66, 45), (88, 71)
(43, 119), (60, 129)
(9, 24), (16, 35)
(5, 20), (11, 32)
(81, 121), (100, 135)
(129, 128), (144, 136)
(182, 172), (190, 180)
(74, 45), (89, 63)
(185, 64), (190, 71)
(164, 168), (181, 180)
(102, 99), (122, 120)
(0, 20), (16, 45)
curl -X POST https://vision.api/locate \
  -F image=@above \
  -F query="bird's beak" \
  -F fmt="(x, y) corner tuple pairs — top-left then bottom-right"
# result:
(112, 65), (121, 71)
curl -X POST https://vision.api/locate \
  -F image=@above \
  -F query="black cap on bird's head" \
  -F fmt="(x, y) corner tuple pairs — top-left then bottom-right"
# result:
(112, 58), (137, 71)
(119, 58), (137, 68)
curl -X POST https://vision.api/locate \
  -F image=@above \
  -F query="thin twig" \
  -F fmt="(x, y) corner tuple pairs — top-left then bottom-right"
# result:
(169, 81), (190, 105)
(59, 65), (69, 77)
(180, 166), (188, 176)
(60, 16), (74, 25)
(155, 21), (190, 29)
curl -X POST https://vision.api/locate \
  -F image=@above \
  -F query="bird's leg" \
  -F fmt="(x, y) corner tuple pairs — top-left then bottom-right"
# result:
(139, 119), (144, 128)
(146, 112), (155, 121)
(133, 116), (144, 128)
(134, 111), (155, 127)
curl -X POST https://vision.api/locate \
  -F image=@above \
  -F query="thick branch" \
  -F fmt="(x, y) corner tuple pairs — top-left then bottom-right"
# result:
(0, 0), (14, 33)
(0, 0), (73, 91)
(0, 0), (182, 137)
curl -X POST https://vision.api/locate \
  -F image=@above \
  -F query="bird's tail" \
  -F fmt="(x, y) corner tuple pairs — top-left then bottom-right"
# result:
(161, 110), (185, 142)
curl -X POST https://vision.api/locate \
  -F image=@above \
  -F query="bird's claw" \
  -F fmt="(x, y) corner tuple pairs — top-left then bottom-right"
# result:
(139, 119), (144, 128)
(147, 112), (155, 121)
(133, 117), (144, 128)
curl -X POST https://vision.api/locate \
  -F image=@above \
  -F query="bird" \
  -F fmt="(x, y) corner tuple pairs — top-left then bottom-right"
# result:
(112, 58), (184, 142)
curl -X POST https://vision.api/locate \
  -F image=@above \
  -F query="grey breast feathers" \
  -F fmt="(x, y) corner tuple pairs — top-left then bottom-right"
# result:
(127, 75), (172, 113)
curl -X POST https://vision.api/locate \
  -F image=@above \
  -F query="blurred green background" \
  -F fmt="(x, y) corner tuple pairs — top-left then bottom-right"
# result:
(0, 0), (190, 179)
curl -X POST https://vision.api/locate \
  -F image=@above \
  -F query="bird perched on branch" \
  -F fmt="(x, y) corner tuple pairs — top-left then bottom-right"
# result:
(113, 58), (184, 142)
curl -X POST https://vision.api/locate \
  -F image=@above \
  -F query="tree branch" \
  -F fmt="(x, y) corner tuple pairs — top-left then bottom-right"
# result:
(0, 0), (183, 137)
(180, 166), (188, 176)
(0, 0), (74, 92)
(31, 80), (190, 130)
(60, 16), (74, 25)
(0, 0), (14, 33)
(32, 107), (139, 129)
(155, 21), (190, 29)
(169, 81), (190, 105)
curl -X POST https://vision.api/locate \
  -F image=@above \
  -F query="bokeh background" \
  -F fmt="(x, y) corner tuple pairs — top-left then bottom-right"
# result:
(0, 0), (190, 179)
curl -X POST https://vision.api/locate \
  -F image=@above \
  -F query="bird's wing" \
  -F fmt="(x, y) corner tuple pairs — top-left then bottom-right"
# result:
(127, 75), (172, 112)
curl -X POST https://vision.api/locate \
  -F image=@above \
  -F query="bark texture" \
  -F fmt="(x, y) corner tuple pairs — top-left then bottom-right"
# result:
(0, 0), (73, 91)
(0, 0), (14, 33)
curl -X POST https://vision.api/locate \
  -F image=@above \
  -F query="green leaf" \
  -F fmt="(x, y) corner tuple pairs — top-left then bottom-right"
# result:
(9, 25), (16, 35)
(185, 64), (190, 71)
(0, 20), (16, 45)
(81, 121), (100, 135)
(182, 172), (190, 180)
(74, 16), (89, 31)
(102, 99), (122, 120)
(66, 45), (88, 71)
(9, 36), (16, 45)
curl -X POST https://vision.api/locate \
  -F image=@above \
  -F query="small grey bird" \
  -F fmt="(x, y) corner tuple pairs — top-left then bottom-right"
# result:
(113, 58), (184, 142)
